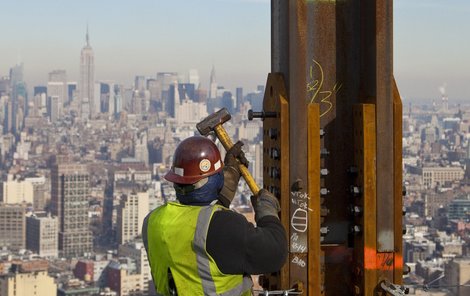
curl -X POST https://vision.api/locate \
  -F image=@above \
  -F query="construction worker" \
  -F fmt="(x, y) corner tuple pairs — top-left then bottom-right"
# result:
(143, 136), (287, 295)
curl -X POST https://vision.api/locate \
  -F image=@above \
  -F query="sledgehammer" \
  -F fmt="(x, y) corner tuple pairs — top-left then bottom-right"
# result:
(197, 108), (260, 195)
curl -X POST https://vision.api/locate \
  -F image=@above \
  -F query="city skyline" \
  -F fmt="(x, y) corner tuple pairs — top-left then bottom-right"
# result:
(0, 0), (469, 100)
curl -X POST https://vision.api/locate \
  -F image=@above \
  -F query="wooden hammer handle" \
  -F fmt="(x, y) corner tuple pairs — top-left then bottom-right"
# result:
(214, 125), (260, 195)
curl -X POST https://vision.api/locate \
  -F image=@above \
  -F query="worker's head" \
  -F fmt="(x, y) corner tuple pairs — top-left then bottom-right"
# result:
(164, 136), (224, 205)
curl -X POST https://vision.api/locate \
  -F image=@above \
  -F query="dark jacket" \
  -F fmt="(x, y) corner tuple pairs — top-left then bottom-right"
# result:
(143, 204), (287, 276)
(206, 208), (287, 275)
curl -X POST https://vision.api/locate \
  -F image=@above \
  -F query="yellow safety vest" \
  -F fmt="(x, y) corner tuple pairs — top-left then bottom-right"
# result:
(146, 202), (253, 296)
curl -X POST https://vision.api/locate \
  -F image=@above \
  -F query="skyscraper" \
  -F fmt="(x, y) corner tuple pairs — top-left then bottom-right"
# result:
(116, 192), (149, 245)
(26, 213), (59, 258)
(0, 204), (26, 250)
(79, 26), (95, 119)
(47, 70), (67, 122)
(51, 161), (93, 257)
(209, 65), (217, 99)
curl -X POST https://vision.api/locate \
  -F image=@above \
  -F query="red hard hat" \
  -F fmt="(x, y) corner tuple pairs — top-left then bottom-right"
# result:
(164, 136), (224, 184)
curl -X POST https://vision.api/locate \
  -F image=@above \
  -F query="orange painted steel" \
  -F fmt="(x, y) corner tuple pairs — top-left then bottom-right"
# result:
(353, 104), (377, 296)
(307, 103), (321, 295)
(393, 78), (404, 284)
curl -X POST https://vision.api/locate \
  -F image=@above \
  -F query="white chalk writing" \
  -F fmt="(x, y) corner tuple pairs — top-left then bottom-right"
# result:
(291, 208), (308, 232)
(292, 256), (306, 267)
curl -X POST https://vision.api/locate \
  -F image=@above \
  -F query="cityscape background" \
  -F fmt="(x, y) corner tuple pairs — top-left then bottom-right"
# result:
(0, 1), (469, 296)
(0, 0), (469, 100)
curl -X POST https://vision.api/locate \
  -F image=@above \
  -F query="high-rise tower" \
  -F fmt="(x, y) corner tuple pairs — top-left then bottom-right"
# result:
(209, 65), (217, 99)
(51, 161), (93, 257)
(79, 26), (95, 119)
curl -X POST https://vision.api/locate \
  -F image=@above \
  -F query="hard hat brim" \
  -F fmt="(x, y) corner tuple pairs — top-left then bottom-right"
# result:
(164, 166), (223, 185)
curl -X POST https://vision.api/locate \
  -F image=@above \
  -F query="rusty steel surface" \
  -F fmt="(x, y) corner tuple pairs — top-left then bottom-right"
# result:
(374, 0), (395, 253)
(307, 104), (321, 295)
(262, 73), (291, 289)
(287, 0), (310, 289)
(393, 78), (404, 284)
(353, 104), (377, 296)
(270, 0), (399, 294)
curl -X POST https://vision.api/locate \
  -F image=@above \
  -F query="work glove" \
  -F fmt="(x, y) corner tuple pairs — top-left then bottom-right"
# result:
(251, 189), (281, 223)
(218, 141), (248, 207)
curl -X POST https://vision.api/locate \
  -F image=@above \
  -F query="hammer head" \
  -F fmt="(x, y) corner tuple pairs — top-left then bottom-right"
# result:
(197, 108), (231, 136)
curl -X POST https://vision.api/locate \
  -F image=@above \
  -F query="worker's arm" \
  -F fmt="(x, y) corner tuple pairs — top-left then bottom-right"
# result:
(206, 208), (287, 275)
(218, 141), (247, 207)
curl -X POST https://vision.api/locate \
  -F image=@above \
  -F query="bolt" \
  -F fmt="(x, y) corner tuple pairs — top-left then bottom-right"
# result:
(268, 128), (278, 140)
(269, 186), (280, 197)
(403, 264), (411, 275)
(320, 188), (330, 196)
(351, 225), (361, 234)
(320, 129), (325, 137)
(320, 168), (329, 176)
(321, 207), (329, 216)
(350, 205), (362, 216)
(270, 148), (280, 160)
(350, 186), (362, 197)
(347, 166), (359, 176)
(292, 179), (303, 191)
(320, 148), (330, 157)
(269, 167), (280, 179)
(354, 285), (361, 295)
(248, 109), (277, 121)
(320, 227), (329, 235)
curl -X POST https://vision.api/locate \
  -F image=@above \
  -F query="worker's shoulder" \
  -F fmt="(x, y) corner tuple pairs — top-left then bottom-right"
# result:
(212, 207), (252, 225)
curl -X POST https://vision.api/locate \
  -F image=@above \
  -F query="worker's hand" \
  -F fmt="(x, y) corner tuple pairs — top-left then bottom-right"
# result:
(252, 189), (281, 223)
(225, 141), (249, 168)
(218, 165), (240, 208)
(218, 141), (248, 207)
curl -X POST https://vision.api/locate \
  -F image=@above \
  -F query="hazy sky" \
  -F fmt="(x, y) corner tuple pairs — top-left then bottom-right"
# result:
(1, 0), (469, 101)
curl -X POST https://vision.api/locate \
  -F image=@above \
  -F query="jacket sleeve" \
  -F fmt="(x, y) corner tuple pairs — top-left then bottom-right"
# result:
(206, 210), (287, 275)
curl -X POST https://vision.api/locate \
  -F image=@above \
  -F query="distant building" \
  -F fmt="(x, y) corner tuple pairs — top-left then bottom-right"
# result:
(0, 261), (56, 296)
(188, 69), (199, 88)
(0, 204), (25, 250)
(236, 87), (243, 111)
(209, 65), (217, 99)
(2, 174), (34, 204)
(51, 162), (93, 257)
(422, 166), (464, 189)
(26, 212), (58, 258)
(106, 260), (143, 296)
(444, 258), (470, 296)
(174, 99), (208, 125)
(134, 132), (149, 167)
(116, 192), (149, 244)
(79, 26), (95, 119)
(47, 69), (67, 122)
(118, 241), (152, 295)
(448, 199), (470, 220)
(57, 279), (99, 296)
(2, 174), (46, 206)
(156, 72), (178, 113)
(74, 257), (110, 286)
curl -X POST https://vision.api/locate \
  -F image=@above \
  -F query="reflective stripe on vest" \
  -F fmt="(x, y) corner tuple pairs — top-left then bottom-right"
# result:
(146, 203), (253, 295)
(193, 206), (253, 296)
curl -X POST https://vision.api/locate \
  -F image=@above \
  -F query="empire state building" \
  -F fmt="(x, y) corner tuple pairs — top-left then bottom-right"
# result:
(79, 27), (95, 119)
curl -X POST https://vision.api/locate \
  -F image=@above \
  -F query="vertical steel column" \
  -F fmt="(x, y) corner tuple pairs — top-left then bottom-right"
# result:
(261, 73), (290, 289)
(393, 78), (404, 284)
(270, 0), (399, 294)
(307, 104), (321, 295)
(352, 104), (377, 296)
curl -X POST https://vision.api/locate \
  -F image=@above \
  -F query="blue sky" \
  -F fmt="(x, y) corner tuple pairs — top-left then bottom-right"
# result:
(0, 0), (469, 101)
